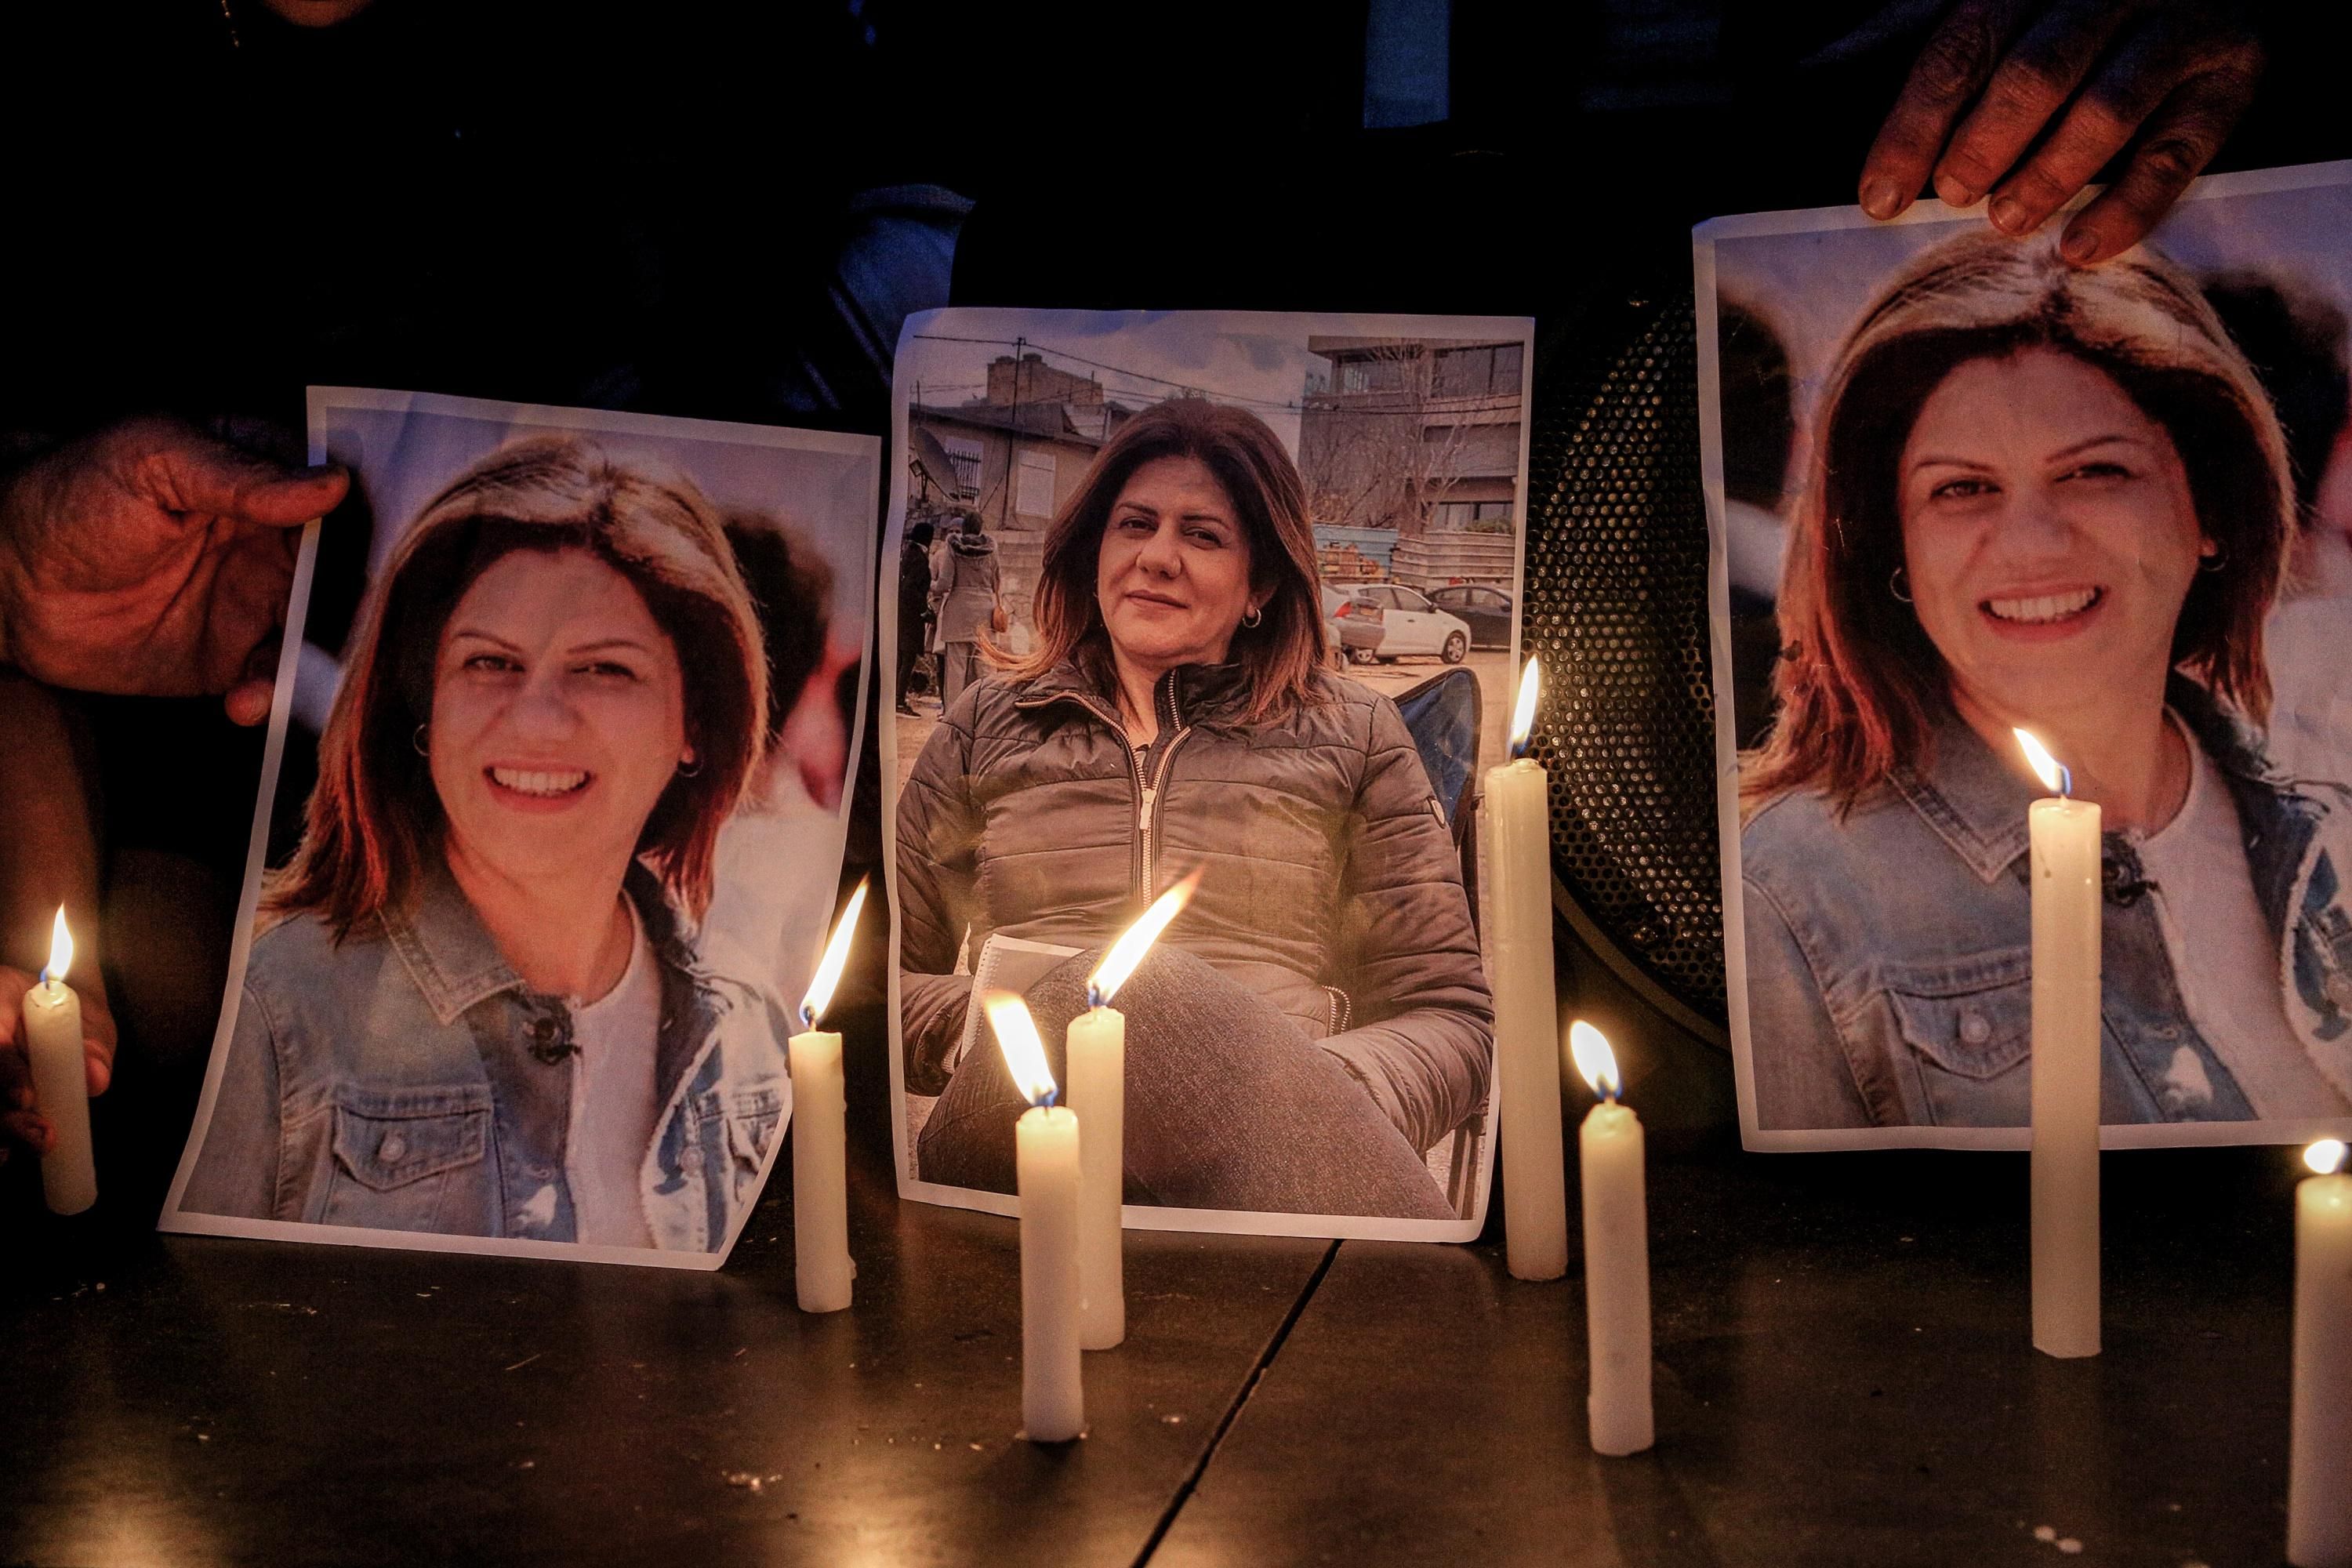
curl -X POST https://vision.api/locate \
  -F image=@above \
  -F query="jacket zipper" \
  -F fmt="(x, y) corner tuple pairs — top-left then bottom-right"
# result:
(1070, 675), (1196, 901)
(1140, 726), (1193, 896)
(1138, 670), (1195, 896)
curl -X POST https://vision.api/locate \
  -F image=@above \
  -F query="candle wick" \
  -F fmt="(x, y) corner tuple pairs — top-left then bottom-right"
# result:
(799, 1004), (815, 1032)
(1085, 985), (1104, 1011)
(2058, 762), (2073, 799)
(1039, 1088), (1058, 1110)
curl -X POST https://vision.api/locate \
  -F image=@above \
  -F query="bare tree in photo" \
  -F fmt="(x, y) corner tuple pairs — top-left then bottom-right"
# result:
(1299, 340), (1490, 539)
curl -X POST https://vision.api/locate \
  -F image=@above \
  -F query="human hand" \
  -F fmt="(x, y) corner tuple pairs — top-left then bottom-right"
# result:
(0, 416), (349, 724)
(1858, 1), (2263, 264)
(0, 961), (115, 1163)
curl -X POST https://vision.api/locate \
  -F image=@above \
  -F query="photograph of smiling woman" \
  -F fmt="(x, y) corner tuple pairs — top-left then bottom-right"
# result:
(1736, 226), (2352, 1134)
(180, 434), (791, 1249)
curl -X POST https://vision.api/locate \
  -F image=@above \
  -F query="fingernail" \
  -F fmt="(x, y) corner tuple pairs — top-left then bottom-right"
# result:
(1933, 172), (1976, 209)
(1860, 179), (1905, 221)
(2060, 225), (2103, 264)
(1989, 194), (2031, 234)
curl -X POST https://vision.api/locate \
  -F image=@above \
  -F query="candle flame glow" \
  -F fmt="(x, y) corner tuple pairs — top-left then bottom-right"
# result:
(1089, 869), (1200, 1008)
(42, 906), (72, 989)
(797, 879), (869, 1029)
(2309, 1138), (2350, 1177)
(1570, 1020), (1620, 1101)
(2013, 728), (2071, 797)
(1508, 657), (1541, 757)
(985, 992), (1058, 1108)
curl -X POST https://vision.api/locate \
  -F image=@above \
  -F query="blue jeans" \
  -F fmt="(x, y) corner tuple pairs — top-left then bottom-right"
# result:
(917, 946), (1454, 1220)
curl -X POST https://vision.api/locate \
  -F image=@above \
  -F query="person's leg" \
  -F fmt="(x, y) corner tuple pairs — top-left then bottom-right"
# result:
(895, 620), (922, 712)
(918, 946), (1453, 1220)
(940, 641), (973, 710)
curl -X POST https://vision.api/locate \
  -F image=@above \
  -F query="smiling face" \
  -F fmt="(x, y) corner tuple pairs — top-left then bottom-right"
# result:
(1898, 347), (2212, 730)
(428, 547), (688, 892)
(1094, 454), (1266, 674)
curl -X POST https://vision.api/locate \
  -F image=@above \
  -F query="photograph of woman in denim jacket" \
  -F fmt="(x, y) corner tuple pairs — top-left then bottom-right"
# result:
(1740, 230), (2352, 1134)
(182, 436), (789, 1247)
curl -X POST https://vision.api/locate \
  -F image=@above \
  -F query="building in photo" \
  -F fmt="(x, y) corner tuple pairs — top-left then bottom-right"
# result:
(1298, 336), (1524, 590)
(904, 353), (1137, 637)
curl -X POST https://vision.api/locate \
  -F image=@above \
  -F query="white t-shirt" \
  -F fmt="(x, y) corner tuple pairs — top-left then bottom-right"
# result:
(2136, 720), (2352, 1120)
(564, 902), (663, 1248)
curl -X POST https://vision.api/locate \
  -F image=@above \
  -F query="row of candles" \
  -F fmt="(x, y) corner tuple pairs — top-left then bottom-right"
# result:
(17, 658), (2348, 1560)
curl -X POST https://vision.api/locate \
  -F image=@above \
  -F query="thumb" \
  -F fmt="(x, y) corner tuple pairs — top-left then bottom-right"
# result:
(157, 437), (350, 529)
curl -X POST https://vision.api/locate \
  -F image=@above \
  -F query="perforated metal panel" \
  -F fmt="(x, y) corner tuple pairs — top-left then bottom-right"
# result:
(1521, 290), (1726, 1024)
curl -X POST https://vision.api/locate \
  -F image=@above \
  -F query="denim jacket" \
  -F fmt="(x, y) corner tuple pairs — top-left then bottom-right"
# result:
(183, 862), (789, 1250)
(1740, 682), (2352, 1131)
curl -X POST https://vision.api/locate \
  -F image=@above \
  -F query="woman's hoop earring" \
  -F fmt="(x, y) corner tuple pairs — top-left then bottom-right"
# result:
(412, 724), (430, 757)
(1889, 565), (1913, 604)
(2199, 544), (2229, 574)
(1243, 605), (1265, 629)
(677, 755), (702, 779)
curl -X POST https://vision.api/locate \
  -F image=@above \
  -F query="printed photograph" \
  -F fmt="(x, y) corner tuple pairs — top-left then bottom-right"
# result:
(163, 390), (878, 1266)
(885, 307), (1534, 1241)
(1698, 162), (2352, 1150)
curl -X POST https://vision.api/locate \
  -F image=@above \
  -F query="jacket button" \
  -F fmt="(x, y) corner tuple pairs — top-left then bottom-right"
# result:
(378, 1131), (408, 1164)
(1959, 1011), (1991, 1046)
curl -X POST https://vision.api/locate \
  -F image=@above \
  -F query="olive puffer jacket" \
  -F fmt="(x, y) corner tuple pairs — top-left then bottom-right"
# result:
(895, 658), (1493, 1152)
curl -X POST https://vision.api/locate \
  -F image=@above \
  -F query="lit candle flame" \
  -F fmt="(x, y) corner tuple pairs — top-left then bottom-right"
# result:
(1508, 656), (1542, 759)
(797, 879), (869, 1029)
(1089, 869), (1200, 1008)
(985, 992), (1058, 1109)
(2309, 1138), (2350, 1177)
(1570, 1020), (1620, 1102)
(2013, 728), (2071, 797)
(41, 906), (73, 990)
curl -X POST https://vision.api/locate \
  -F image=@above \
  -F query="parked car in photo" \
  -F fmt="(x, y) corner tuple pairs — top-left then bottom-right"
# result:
(1346, 582), (1472, 665)
(1319, 583), (1388, 664)
(1424, 583), (1513, 648)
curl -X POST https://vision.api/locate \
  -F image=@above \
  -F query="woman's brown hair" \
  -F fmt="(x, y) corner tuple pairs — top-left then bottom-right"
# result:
(993, 396), (1327, 724)
(1747, 230), (2294, 812)
(270, 434), (769, 935)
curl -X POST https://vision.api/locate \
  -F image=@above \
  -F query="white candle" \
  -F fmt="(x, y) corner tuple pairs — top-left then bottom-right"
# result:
(1490, 659), (1567, 1281)
(1068, 871), (1199, 1352)
(23, 906), (96, 1216)
(2289, 1138), (2352, 1567)
(1065, 1005), (1126, 1349)
(789, 881), (866, 1314)
(987, 994), (1083, 1443)
(2017, 730), (2100, 1360)
(1572, 1022), (1653, 1456)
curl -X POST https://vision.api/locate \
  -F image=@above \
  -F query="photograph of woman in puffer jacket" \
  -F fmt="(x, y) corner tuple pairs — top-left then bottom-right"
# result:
(895, 397), (1494, 1222)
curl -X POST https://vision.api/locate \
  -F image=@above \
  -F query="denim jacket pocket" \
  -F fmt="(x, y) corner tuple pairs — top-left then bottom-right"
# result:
(1878, 956), (2034, 1127)
(321, 1089), (494, 1231)
(724, 1085), (784, 1178)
